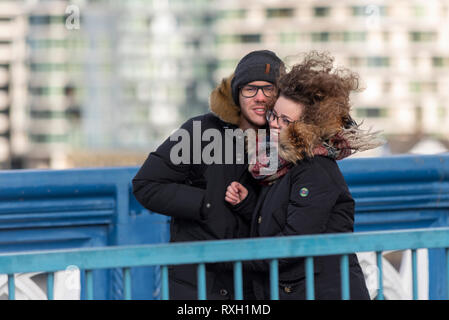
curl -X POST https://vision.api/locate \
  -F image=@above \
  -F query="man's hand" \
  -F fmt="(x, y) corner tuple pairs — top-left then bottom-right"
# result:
(225, 182), (248, 205)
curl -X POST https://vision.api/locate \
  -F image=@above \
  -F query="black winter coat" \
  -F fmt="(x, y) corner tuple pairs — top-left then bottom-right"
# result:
(235, 156), (370, 300)
(132, 76), (258, 300)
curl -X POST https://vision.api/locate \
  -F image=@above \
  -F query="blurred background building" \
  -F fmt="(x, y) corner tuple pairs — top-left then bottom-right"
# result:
(0, 0), (448, 169)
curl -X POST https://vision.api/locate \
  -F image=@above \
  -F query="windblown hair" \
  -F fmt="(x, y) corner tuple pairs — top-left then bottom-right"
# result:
(278, 51), (359, 138)
(276, 51), (384, 161)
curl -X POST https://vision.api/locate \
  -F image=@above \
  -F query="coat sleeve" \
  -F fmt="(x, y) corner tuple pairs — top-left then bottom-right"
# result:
(132, 119), (206, 221)
(228, 180), (258, 223)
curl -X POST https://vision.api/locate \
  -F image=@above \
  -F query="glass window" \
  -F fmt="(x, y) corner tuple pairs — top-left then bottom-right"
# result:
(311, 32), (330, 42)
(343, 32), (366, 42)
(432, 57), (449, 67)
(412, 6), (426, 17)
(348, 57), (362, 67)
(314, 7), (330, 17)
(29, 134), (68, 143)
(218, 59), (238, 69)
(30, 110), (66, 119)
(239, 34), (261, 43)
(356, 107), (387, 118)
(409, 81), (437, 92)
(438, 106), (446, 118)
(218, 9), (246, 19)
(410, 32), (437, 42)
(266, 8), (295, 18)
(29, 15), (50, 25)
(351, 5), (387, 17)
(280, 32), (299, 43)
(367, 57), (390, 67)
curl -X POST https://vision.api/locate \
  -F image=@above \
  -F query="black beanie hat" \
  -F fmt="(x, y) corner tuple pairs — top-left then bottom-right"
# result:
(231, 50), (283, 107)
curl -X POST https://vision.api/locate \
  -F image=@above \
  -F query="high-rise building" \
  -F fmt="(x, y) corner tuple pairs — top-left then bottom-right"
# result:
(25, 0), (83, 168)
(0, 1), (28, 169)
(213, 0), (449, 155)
(1, 0), (447, 169)
(0, 0), (217, 168)
(67, 0), (217, 167)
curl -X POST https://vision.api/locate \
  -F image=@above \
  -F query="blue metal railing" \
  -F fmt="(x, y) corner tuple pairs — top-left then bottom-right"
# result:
(1, 227), (449, 300)
(0, 153), (448, 298)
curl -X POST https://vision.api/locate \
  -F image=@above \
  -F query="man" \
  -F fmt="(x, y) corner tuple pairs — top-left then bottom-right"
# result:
(132, 50), (284, 300)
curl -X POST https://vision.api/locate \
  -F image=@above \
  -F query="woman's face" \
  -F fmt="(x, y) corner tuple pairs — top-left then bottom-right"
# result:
(268, 95), (304, 135)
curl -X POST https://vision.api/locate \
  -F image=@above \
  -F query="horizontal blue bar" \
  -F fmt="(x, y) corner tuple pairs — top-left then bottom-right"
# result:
(339, 154), (449, 184)
(0, 228), (448, 275)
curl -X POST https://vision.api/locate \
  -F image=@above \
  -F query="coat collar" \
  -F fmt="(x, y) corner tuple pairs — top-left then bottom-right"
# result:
(209, 74), (241, 127)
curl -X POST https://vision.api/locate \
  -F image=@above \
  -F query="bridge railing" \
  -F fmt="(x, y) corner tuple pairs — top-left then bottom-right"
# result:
(1, 227), (448, 300)
(0, 153), (448, 298)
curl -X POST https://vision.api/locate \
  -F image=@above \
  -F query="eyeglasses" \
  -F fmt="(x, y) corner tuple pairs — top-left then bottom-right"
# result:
(240, 85), (277, 98)
(266, 109), (298, 127)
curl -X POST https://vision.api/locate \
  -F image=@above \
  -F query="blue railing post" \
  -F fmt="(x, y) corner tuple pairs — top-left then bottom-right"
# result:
(412, 250), (418, 300)
(340, 255), (350, 300)
(305, 257), (315, 300)
(446, 248), (449, 300)
(161, 265), (169, 300)
(0, 228), (448, 301)
(269, 259), (279, 300)
(123, 268), (132, 300)
(197, 263), (206, 300)
(8, 274), (15, 300)
(233, 261), (243, 300)
(86, 270), (94, 300)
(47, 272), (54, 300)
(376, 251), (384, 300)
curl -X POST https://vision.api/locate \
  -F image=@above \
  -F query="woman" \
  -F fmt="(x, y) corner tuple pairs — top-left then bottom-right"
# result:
(225, 52), (383, 300)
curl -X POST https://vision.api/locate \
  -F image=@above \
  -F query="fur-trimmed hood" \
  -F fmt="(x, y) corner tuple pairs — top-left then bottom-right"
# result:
(208, 74), (384, 164)
(278, 117), (385, 164)
(209, 74), (241, 126)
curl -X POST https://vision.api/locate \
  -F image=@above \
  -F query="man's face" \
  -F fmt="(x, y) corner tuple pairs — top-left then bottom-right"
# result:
(238, 81), (277, 130)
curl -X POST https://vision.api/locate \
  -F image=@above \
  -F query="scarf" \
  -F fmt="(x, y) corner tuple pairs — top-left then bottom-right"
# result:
(312, 131), (353, 160)
(249, 131), (355, 185)
(249, 134), (293, 185)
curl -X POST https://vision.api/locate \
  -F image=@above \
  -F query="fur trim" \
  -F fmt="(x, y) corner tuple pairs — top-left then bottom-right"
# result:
(278, 122), (320, 163)
(209, 74), (241, 126)
(278, 120), (385, 164)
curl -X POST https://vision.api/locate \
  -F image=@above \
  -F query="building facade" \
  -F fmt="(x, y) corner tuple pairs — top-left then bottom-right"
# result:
(0, 0), (448, 169)
(0, 1), (28, 169)
(213, 0), (449, 155)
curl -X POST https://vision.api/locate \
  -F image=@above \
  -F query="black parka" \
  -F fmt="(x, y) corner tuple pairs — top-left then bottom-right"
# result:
(132, 76), (258, 300)
(235, 155), (370, 300)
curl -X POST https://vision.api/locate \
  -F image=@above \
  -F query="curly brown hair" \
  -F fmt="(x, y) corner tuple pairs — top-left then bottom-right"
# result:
(277, 51), (360, 140)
